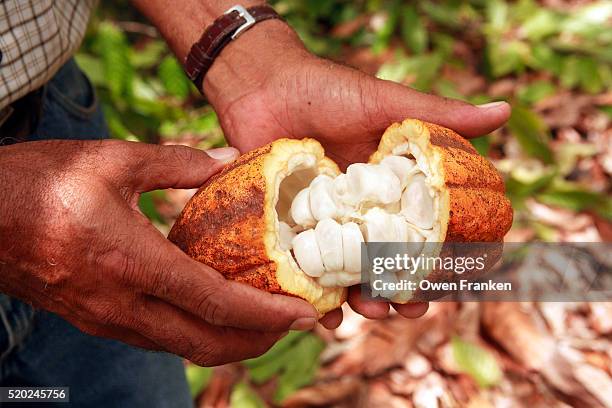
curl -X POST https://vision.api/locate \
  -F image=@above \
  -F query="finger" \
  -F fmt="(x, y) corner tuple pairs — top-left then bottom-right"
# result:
(366, 75), (511, 138)
(65, 316), (164, 352)
(119, 142), (240, 191)
(347, 286), (389, 319)
(137, 296), (287, 366)
(392, 302), (429, 318)
(319, 308), (343, 329)
(158, 250), (318, 331)
(115, 222), (318, 332)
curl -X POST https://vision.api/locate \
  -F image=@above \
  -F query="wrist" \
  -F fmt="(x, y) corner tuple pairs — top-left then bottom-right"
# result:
(202, 17), (310, 113)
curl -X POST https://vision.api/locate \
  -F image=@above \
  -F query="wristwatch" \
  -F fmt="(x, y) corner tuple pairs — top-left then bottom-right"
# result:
(184, 4), (283, 90)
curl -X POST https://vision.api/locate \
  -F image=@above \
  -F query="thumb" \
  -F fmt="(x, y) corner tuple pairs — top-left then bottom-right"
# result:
(129, 144), (240, 192)
(369, 77), (511, 138)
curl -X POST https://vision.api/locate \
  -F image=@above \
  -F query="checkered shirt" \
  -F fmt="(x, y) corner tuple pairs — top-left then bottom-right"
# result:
(0, 0), (96, 111)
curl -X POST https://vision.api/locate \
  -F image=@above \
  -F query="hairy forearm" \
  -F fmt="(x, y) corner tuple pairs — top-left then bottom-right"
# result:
(130, 0), (262, 61)
(130, 0), (308, 109)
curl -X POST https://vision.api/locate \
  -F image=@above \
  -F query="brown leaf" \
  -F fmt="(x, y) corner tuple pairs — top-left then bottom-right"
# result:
(403, 353), (432, 378)
(366, 380), (413, 408)
(412, 372), (455, 408)
(526, 199), (593, 232)
(589, 303), (612, 335)
(331, 15), (370, 38)
(481, 303), (555, 370)
(435, 343), (461, 375)
(282, 377), (362, 407)
(386, 369), (417, 396)
(198, 365), (239, 408)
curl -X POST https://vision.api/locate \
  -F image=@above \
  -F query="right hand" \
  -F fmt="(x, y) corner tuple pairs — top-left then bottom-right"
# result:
(0, 140), (318, 366)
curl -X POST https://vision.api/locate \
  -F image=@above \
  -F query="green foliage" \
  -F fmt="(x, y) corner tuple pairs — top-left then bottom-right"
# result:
(372, 1), (401, 54)
(470, 136), (491, 156)
(229, 382), (266, 408)
(538, 181), (612, 219)
(401, 5), (427, 55)
(95, 22), (134, 101)
(517, 80), (556, 105)
(243, 331), (325, 403)
(138, 191), (165, 223)
(158, 56), (192, 100)
(377, 50), (444, 92)
(452, 336), (502, 388)
(507, 106), (553, 164)
(185, 365), (213, 397)
(77, 14), (219, 144)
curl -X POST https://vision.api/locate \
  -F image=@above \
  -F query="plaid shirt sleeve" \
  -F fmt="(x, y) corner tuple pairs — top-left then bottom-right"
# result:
(0, 0), (96, 110)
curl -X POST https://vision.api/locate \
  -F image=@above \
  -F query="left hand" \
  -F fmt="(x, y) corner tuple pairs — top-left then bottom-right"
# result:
(203, 21), (511, 328)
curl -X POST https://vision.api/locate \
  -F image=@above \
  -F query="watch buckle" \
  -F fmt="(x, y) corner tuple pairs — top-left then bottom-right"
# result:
(226, 5), (256, 40)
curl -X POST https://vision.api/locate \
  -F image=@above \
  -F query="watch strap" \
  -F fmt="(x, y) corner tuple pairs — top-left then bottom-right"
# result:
(184, 4), (283, 90)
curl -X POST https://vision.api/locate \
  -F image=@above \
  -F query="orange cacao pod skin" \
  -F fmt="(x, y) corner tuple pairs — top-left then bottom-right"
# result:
(170, 119), (513, 312)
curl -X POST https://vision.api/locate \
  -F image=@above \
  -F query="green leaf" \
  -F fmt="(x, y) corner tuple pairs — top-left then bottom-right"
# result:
(409, 52), (444, 92)
(185, 365), (213, 397)
(505, 170), (556, 198)
(537, 183), (612, 218)
(131, 76), (159, 102)
(401, 5), (427, 54)
(130, 41), (166, 69)
(527, 44), (562, 75)
(517, 80), (556, 105)
(452, 336), (502, 388)
(74, 54), (105, 86)
(158, 56), (191, 100)
(556, 142), (598, 175)
(248, 353), (291, 384)
(138, 191), (165, 223)
(102, 104), (138, 141)
(485, 0), (509, 34)
(599, 105), (612, 117)
(274, 334), (326, 402)
(430, 33), (455, 59)
(243, 331), (324, 400)
(470, 136), (491, 156)
(507, 106), (553, 163)
(435, 79), (465, 100)
(576, 57), (604, 94)
(422, 1), (462, 29)
(376, 51), (411, 82)
(160, 110), (221, 138)
(95, 22), (134, 101)
(561, 1), (612, 38)
(244, 331), (307, 369)
(229, 382), (266, 408)
(245, 331), (309, 384)
(487, 40), (529, 77)
(560, 56), (581, 89)
(371, 3), (400, 54)
(532, 221), (559, 241)
(520, 9), (560, 41)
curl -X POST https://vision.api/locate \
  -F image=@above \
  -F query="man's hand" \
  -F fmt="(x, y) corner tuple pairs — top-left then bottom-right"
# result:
(0, 140), (318, 365)
(202, 22), (510, 327)
(133, 1), (511, 328)
(203, 22), (511, 169)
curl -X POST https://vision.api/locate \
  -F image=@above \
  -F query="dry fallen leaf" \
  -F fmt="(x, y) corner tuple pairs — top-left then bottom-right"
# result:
(589, 303), (612, 335)
(282, 377), (362, 407)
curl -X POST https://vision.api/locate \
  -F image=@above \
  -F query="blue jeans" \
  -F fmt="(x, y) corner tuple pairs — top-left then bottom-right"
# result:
(0, 60), (193, 407)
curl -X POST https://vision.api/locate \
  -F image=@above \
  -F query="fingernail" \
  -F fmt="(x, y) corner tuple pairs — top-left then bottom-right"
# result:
(289, 317), (316, 331)
(205, 147), (239, 163)
(476, 101), (507, 109)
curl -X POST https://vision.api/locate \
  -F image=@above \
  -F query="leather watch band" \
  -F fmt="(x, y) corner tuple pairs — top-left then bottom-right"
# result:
(184, 4), (283, 90)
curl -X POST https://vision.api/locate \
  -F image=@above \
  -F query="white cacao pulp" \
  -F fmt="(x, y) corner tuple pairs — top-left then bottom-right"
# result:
(282, 153), (436, 288)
